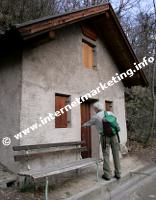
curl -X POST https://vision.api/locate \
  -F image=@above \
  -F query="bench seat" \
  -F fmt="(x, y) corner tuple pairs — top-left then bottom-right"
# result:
(18, 158), (99, 180)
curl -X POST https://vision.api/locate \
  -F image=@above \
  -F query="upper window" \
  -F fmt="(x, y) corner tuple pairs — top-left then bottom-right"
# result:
(82, 40), (96, 69)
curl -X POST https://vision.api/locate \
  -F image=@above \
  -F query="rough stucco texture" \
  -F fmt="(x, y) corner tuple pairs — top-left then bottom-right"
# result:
(20, 24), (127, 171)
(0, 52), (21, 173)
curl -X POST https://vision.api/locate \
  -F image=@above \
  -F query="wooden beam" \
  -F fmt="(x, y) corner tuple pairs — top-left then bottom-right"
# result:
(14, 147), (87, 161)
(13, 141), (84, 151)
(17, 4), (109, 39)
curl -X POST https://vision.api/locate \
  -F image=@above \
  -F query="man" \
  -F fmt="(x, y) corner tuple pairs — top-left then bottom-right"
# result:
(82, 101), (121, 181)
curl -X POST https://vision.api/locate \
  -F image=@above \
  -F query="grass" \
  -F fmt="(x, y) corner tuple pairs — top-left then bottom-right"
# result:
(20, 182), (56, 193)
(65, 191), (72, 198)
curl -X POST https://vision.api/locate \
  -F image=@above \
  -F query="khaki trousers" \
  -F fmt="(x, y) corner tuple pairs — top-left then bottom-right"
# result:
(100, 135), (121, 178)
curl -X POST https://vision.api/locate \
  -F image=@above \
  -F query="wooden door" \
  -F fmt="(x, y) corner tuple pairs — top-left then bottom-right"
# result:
(81, 102), (92, 158)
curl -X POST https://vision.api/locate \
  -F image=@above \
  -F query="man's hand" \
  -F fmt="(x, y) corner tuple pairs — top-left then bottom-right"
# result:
(81, 123), (87, 128)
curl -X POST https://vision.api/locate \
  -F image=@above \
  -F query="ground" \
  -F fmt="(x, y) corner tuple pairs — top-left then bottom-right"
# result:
(120, 174), (156, 200)
(0, 139), (156, 200)
(127, 138), (156, 163)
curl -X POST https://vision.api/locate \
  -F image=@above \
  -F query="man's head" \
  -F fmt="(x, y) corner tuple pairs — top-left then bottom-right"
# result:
(93, 101), (104, 113)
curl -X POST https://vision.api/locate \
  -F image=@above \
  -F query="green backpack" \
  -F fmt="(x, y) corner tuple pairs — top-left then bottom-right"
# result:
(103, 111), (120, 136)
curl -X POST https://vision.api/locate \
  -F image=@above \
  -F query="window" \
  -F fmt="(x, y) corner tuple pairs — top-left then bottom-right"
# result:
(82, 40), (96, 69)
(55, 94), (70, 128)
(105, 101), (113, 112)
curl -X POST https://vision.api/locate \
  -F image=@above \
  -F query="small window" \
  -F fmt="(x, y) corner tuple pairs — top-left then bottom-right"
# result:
(82, 40), (96, 69)
(105, 101), (113, 112)
(55, 94), (70, 128)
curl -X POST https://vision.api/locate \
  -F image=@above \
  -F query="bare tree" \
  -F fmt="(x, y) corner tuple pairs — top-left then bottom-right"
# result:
(0, 0), (108, 31)
(112, 0), (156, 143)
(145, 0), (156, 144)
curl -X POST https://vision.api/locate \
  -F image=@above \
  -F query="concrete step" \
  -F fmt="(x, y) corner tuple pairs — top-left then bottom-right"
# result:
(67, 164), (156, 200)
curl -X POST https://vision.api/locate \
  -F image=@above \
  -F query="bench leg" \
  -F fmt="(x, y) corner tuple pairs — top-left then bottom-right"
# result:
(96, 162), (99, 182)
(45, 177), (49, 200)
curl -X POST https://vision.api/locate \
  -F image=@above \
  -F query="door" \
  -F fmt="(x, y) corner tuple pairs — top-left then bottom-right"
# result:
(81, 102), (92, 158)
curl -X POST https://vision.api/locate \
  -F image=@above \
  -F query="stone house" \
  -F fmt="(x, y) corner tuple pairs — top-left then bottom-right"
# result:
(0, 3), (148, 174)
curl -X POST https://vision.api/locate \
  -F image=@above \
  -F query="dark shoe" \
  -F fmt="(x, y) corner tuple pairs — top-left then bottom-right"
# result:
(114, 175), (121, 180)
(102, 175), (111, 181)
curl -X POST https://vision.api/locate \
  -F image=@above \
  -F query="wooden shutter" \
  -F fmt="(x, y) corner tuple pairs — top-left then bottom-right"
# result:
(82, 42), (94, 69)
(55, 95), (68, 128)
(88, 43), (94, 68)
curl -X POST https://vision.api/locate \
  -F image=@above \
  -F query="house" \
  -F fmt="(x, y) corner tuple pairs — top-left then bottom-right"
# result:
(0, 3), (148, 174)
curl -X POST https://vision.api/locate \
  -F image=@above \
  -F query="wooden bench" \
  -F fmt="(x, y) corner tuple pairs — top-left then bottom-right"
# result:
(13, 141), (100, 200)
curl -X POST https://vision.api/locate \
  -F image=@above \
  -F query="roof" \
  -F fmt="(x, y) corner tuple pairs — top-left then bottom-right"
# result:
(10, 3), (149, 87)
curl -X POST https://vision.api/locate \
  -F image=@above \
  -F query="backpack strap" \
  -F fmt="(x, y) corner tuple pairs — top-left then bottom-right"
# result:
(104, 111), (108, 118)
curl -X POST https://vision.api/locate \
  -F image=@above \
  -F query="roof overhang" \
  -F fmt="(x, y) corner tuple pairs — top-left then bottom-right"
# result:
(13, 3), (148, 87)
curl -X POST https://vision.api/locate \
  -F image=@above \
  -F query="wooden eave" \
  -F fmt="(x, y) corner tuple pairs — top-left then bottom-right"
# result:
(13, 3), (148, 87)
